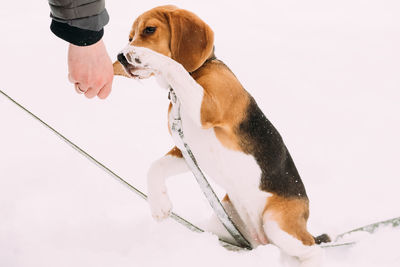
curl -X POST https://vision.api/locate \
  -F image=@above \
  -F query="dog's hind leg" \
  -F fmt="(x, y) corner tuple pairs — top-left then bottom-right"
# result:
(262, 195), (324, 267)
(147, 147), (189, 221)
(202, 194), (248, 246)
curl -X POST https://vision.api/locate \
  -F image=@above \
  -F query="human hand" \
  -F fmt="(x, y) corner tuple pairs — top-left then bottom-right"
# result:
(68, 39), (113, 99)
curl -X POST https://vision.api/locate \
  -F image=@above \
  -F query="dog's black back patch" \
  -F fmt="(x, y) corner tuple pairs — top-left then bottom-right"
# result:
(237, 96), (308, 199)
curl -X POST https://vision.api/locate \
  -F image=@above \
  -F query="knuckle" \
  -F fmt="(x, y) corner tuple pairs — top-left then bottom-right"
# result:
(93, 80), (104, 89)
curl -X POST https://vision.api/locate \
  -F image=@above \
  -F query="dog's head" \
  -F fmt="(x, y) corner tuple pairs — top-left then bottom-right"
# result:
(113, 5), (214, 78)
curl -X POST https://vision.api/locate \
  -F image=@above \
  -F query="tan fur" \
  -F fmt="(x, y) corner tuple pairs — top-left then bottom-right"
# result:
(166, 9), (214, 72)
(113, 61), (130, 77)
(116, 5), (214, 73)
(162, 59), (250, 151)
(114, 6), (318, 250)
(115, 6), (249, 152)
(222, 194), (230, 202)
(166, 146), (183, 158)
(191, 60), (250, 151)
(128, 6), (173, 58)
(264, 195), (315, 246)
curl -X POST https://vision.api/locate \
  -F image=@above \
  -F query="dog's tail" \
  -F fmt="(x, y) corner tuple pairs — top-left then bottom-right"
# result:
(313, 233), (331, 244)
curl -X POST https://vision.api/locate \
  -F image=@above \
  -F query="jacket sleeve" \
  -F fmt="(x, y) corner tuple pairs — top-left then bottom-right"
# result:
(48, 0), (110, 46)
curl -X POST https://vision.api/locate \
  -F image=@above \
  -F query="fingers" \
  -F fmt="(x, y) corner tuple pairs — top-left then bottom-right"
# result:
(70, 78), (112, 99)
(69, 74), (112, 99)
(69, 74), (88, 95)
(74, 83), (89, 94)
(83, 86), (98, 99)
(97, 82), (112, 99)
(67, 40), (114, 100)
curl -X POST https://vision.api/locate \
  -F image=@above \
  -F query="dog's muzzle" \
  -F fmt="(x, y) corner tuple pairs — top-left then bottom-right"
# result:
(116, 49), (154, 79)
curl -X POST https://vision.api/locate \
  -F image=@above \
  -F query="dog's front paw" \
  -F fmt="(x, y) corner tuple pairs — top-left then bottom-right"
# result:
(147, 190), (172, 221)
(124, 46), (168, 73)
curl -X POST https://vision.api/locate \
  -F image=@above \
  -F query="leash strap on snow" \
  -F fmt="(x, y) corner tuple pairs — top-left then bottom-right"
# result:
(168, 88), (252, 250)
(321, 216), (400, 248)
(0, 89), (245, 252)
(333, 216), (400, 242)
(7, 89), (398, 251)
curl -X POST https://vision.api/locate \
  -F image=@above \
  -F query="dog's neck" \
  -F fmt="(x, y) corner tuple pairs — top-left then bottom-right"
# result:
(189, 46), (217, 76)
(157, 47), (217, 90)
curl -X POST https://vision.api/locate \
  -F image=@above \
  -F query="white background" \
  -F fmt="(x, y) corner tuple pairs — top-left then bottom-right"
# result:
(0, 1), (399, 266)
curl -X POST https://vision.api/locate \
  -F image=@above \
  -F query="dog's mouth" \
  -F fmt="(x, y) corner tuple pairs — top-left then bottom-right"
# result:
(117, 53), (153, 79)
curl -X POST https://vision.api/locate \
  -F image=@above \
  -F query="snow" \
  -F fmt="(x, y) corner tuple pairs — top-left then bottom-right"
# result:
(0, 1), (399, 266)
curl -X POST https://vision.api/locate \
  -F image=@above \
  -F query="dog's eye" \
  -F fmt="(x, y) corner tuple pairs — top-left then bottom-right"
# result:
(143, 26), (156, 35)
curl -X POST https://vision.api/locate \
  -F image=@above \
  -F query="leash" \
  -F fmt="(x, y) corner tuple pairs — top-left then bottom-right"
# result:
(168, 88), (252, 250)
(166, 88), (400, 250)
(0, 89), (246, 251)
(3, 89), (397, 251)
(320, 215), (400, 248)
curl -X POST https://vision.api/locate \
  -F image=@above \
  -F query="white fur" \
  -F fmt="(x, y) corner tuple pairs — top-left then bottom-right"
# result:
(147, 155), (188, 221)
(263, 213), (324, 267)
(124, 46), (321, 265)
(175, 108), (271, 246)
(122, 46), (271, 245)
(123, 46), (204, 126)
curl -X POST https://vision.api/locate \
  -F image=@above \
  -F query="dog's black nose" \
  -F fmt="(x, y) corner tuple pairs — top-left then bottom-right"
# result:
(117, 53), (129, 66)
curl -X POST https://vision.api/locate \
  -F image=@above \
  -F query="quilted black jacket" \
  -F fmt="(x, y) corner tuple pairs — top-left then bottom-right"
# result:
(48, 0), (109, 46)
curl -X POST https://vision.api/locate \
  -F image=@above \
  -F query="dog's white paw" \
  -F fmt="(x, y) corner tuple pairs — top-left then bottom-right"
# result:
(124, 46), (168, 73)
(147, 190), (172, 221)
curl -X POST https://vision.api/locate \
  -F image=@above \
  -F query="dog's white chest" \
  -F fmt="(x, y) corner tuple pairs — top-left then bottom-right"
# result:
(169, 109), (271, 245)
(169, 110), (267, 201)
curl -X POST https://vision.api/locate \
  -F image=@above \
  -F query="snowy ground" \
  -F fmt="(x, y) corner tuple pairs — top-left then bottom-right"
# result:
(1, 1), (400, 266)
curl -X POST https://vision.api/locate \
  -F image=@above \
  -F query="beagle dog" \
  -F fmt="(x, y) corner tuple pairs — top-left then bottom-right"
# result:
(114, 5), (329, 267)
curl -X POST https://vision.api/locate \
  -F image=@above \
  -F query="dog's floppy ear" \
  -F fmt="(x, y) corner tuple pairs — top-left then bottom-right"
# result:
(167, 9), (214, 73)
